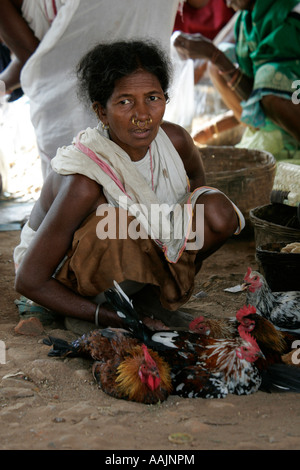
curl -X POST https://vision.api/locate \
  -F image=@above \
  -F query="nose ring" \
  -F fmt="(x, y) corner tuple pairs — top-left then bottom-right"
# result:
(132, 117), (152, 128)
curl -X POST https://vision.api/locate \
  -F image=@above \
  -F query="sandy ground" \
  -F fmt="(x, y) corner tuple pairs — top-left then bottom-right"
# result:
(1, 95), (299, 453)
(1, 229), (300, 452)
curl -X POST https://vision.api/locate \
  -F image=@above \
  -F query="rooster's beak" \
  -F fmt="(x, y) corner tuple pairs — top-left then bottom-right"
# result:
(241, 282), (250, 290)
(256, 350), (266, 360)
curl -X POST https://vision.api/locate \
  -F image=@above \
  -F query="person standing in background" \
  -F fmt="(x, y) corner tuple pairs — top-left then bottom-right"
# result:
(0, 0), (208, 179)
(174, 0), (300, 158)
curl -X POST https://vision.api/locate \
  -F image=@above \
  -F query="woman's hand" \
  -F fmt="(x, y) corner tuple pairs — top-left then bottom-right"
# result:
(0, 57), (23, 93)
(0, 0), (40, 90)
(142, 317), (170, 331)
(174, 32), (216, 61)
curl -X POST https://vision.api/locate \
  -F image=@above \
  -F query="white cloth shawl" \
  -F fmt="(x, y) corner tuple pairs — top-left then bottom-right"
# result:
(51, 126), (209, 263)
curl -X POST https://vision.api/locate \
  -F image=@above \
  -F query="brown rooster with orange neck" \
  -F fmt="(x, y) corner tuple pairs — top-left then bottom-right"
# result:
(44, 329), (172, 404)
(93, 343), (172, 404)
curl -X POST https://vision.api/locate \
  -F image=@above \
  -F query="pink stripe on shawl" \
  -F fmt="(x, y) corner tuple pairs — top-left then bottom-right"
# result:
(52, 0), (57, 16)
(43, 0), (58, 22)
(74, 135), (131, 198)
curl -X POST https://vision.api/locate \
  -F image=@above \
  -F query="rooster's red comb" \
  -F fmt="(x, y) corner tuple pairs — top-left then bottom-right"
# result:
(236, 305), (256, 322)
(141, 344), (156, 366)
(244, 267), (252, 281)
(189, 316), (205, 331)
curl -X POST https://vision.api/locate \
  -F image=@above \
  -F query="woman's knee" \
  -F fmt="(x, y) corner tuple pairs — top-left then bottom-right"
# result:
(200, 191), (238, 236)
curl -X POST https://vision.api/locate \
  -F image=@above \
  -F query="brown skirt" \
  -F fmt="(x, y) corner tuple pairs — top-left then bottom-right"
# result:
(55, 207), (198, 311)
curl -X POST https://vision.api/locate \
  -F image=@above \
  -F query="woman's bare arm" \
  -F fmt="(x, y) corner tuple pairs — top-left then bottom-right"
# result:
(174, 32), (253, 101)
(15, 174), (124, 327)
(162, 121), (206, 190)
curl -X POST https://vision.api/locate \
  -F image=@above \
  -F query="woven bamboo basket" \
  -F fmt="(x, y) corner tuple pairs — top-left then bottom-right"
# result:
(256, 241), (300, 291)
(197, 146), (277, 225)
(249, 203), (300, 247)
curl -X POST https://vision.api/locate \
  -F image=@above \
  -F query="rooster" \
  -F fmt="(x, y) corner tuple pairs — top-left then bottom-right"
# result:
(187, 304), (258, 339)
(237, 305), (300, 356)
(43, 328), (172, 404)
(171, 366), (228, 399)
(173, 326), (263, 397)
(190, 305), (297, 351)
(189, 315), (239, 339)
(237, 305), (300, 394)
(243, 267), (300, 333)
(237, 305), (300, 392)
(188, 305), (300, 393)
(104, 282), (264, 398)
(190, 306), (298, 363)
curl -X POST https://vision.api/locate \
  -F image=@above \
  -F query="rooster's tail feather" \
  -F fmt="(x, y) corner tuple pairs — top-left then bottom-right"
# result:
(43, 336), (79, 357)
(260, 363), (300, 393)
(104, 281), (140, 320)
(104, 281), (153, 344)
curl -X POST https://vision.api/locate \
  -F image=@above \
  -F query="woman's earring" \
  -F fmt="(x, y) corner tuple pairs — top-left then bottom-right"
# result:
(102, 122), (109, 130)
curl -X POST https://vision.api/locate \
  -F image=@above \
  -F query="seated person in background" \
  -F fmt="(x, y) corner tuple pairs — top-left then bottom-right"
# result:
(174, 0), (234, 40)
(14, 40), (244, 330)
(174, 0), (235, 83)
(174, 0), (300, 160)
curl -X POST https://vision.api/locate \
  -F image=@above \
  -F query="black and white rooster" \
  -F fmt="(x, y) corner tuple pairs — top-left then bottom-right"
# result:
(243, 267), (300, 334)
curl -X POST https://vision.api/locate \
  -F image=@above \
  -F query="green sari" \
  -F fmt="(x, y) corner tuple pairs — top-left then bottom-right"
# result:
(234, 0), (300, 159)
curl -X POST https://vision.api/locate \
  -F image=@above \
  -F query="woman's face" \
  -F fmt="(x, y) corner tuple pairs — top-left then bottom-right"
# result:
(96, 69), (166, 161)
(226, 0), (255, 11)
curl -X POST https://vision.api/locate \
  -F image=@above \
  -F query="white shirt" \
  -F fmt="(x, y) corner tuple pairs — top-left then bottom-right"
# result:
(20, 0), (182, 171)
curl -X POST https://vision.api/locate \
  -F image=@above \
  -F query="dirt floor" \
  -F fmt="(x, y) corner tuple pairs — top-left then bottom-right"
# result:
(0, 228), (299, 452)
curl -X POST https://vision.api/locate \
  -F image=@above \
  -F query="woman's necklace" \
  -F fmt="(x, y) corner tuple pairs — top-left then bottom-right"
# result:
(149, 145), (154, 192)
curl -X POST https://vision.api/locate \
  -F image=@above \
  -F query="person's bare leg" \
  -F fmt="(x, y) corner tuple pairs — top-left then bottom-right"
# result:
(262, 94), (300, 144)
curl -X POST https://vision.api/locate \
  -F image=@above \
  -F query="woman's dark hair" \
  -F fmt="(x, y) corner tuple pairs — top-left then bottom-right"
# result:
(76, 39), (172, 107)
